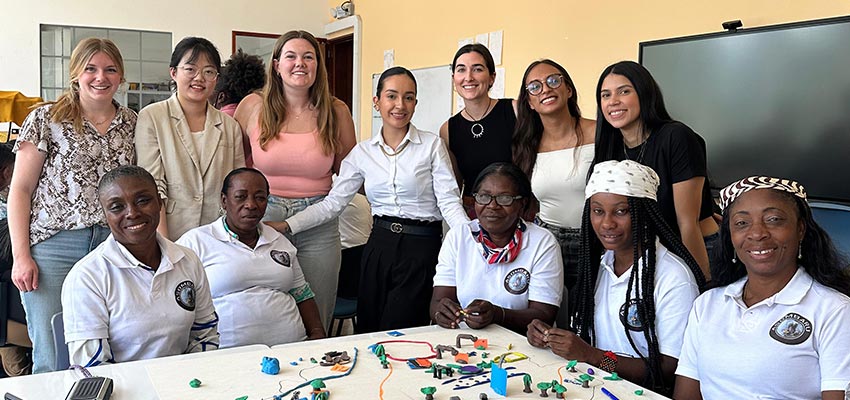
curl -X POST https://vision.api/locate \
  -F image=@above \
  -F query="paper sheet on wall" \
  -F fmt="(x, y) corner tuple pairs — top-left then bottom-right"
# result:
(490, 67), (506, 98)
(383, 49), (394, 70)
(489, 30), (503, 65)
(455, 93), (464, 114)
(475, 33), (489, 47)
(458, 37), (473, 49)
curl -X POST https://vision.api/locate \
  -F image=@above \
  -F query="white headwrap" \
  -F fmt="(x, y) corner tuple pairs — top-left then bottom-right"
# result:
(585, 160), (660, 201)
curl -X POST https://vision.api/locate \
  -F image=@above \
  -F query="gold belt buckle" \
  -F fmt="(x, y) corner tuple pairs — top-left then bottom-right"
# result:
(390, 222), (403, 233)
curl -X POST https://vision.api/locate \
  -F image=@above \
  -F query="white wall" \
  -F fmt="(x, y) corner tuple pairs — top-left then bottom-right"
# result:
(0, 0), (329, 96)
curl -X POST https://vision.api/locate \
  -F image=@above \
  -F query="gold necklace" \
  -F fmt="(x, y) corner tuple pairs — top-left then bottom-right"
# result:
(379, 140), (410, 157)
(462, 99), (494, 139)
(85, 114), (113, 126)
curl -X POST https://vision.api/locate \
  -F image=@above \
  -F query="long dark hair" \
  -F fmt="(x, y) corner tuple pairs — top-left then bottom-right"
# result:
(512, 59), (582, 177)
(572, 196), (705, 393)
(591, 61), (673, 168)
(714, 192), (850, 295)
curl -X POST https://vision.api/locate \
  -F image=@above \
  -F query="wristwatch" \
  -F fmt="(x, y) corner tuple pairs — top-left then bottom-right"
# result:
(600, 351), (618, 372)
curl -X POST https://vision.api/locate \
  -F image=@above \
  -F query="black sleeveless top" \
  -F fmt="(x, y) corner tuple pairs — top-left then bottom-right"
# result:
(448, 98), (516, 196)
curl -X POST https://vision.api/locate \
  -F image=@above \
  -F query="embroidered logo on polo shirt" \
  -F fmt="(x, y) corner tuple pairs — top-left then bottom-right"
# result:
(504, 268), (530, 294)
(175, 280), (196, 311)
(619, 299), (645, 331)
(270, 250), (291, 267)
(769, 313), (812, 345)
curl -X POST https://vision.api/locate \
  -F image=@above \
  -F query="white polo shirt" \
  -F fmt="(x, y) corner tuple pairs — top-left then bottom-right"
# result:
(593, 241), (699, 359)
(676, 268), (850, 398)
(61, 234), (219, 366)
(433, 220), (563, 310)
(177, 217), (309, 347)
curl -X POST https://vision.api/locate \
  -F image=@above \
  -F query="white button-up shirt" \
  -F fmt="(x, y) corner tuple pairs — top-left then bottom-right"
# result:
(287, 124), (469, 234)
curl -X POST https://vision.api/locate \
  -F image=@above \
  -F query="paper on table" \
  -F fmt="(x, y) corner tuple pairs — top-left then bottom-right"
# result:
(488, 30), (503, 65)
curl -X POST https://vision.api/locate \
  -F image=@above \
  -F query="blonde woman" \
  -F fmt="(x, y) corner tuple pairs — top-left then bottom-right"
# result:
(234, 30), (356, 329)
(9, 38), (136, 373)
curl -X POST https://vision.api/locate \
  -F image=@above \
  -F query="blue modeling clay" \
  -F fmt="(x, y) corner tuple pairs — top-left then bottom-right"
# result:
(386, 330), (405, 337)
(261, 356), (281, 375)
(490, 363), (507, 395)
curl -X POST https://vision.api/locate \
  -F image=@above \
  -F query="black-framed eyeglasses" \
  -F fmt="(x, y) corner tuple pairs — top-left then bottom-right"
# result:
(178, 65), (219, 81)
(525, 74), (564, 96)
(473, 193), (523, 206)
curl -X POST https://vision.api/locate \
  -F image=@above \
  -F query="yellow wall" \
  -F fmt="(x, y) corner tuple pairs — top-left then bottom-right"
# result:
(329, 0), (850, 138)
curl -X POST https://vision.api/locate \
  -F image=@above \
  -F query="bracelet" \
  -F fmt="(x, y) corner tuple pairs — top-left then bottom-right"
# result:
(600, 351), (618, 372)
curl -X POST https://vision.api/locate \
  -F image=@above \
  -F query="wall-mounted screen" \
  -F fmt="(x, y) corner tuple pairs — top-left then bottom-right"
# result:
(640, 16), (850, 202)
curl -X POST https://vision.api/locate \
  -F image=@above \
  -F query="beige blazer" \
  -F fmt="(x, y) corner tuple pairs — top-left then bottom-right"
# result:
(135, 95), (245, 240)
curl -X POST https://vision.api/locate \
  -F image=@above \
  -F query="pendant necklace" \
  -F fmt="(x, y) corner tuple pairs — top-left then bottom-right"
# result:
(463, 99), (494, 139)
(623, 133), (649, 163)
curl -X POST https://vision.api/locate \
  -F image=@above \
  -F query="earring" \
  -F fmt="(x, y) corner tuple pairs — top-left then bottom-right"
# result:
(798, 242), (803, 260)
(731, 252), (737, 264)
(373, 104), (379, 111)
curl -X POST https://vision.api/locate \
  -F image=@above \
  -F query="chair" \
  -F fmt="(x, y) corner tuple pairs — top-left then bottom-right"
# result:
(809, 200), (850, 261)
(51, 311), (69, 370)
(327, 297), (357, 337)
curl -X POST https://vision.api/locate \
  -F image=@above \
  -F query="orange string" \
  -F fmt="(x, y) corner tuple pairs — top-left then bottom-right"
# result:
(557, 365), (565, 385)
(378, 359), (394, 400)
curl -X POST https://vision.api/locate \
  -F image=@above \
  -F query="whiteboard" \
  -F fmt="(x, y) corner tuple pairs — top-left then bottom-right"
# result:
(371, 65), (452, 138)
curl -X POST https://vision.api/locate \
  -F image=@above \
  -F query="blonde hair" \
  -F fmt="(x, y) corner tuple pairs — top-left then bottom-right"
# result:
(258, 30), (337, 154)
(46, 38), (125, 133)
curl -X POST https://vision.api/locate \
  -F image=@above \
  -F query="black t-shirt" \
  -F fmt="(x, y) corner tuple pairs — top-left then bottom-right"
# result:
(448, 98), (516, 196)
(623, 121), (714, 234)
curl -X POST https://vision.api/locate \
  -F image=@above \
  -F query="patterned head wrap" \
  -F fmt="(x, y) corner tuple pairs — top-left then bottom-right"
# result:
(719, 176), (807, 211)
(585, 160), (660, 201)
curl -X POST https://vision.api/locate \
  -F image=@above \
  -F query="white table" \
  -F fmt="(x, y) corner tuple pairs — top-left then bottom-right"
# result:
(0, 325), (668, 399)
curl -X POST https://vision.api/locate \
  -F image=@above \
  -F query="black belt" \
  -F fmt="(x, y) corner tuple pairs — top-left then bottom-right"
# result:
(374, 216), (442, 237)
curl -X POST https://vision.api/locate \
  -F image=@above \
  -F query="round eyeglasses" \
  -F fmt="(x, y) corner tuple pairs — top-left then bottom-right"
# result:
(473, 193), (523, 207)
(525, 74), (564, 96)
(178, 65), (219, 81)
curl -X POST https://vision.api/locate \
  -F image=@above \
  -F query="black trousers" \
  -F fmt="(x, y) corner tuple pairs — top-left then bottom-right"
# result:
(355, 225), (441, 333)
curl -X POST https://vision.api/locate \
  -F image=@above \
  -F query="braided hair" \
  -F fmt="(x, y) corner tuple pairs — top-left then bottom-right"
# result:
(572, 196), (705, 393)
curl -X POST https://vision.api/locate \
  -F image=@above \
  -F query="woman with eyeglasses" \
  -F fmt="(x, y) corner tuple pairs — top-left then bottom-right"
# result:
(431, 162), (563, 334)
(136, 37), (245, 240)
(513, 59), (596, 294)
(439, 44), (517, 218)
(233, 31), (356, 331)
(272, 67), (468, 333)
(591, 61), (717, 281)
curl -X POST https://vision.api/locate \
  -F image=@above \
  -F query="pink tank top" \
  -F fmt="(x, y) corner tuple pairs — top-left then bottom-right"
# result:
(248, 121), (334, 198)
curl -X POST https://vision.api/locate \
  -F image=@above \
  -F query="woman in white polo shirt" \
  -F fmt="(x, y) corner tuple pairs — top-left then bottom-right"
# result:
(527, 160), (705, 395)
(61, 166), (219, 366)
(430, 162), (563, 334)
(674, 177), (850, 400)
(178, 168), (325, 347)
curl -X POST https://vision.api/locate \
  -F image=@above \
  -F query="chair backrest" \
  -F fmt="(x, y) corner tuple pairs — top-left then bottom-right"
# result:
(809, 201), (850, 262)
(51, 311), (69, 370)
